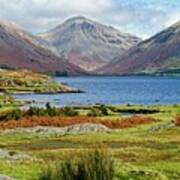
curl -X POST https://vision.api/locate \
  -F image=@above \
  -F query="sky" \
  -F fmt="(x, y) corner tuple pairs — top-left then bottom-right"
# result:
(0, 0), (180, 39)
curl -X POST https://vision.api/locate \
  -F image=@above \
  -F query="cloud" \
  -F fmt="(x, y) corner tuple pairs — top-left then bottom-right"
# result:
(0, 0), (180, 38)
(0, 0), (114, 32)
(165, 13), (180, 27)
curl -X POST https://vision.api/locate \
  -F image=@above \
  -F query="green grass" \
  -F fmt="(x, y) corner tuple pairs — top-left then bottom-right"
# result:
(0, 104), (179, 179)
(0, 69), (76, 94)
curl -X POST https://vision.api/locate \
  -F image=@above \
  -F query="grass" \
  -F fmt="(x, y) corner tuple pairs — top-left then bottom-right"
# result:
(38, 149), (114, 180)
(0, 115), (155, 129)
(0, 69), (76, 94)
(0, 104), (179, 179)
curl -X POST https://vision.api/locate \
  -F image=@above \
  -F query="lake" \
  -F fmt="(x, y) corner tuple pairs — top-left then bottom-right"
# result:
(16, 76), (180, 107)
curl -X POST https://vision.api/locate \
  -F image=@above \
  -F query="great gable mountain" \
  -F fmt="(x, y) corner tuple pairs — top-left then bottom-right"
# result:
(0, 21), (84, 75)
(39, 16), (141, 71)
(98, 21), (180, 75)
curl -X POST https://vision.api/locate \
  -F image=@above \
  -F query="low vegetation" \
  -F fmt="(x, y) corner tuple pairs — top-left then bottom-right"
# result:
(175, 116), (180, 126)
(0, 114), (155, 130)
(39, 149), (114, 180)
(0, 108), (22, 121)
(0, 69), (78, 94)
(0, 104), (179, 179)
(88, 105), (109, 116)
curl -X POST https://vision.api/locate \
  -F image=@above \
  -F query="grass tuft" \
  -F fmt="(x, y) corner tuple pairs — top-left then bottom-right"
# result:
(39, 149), (114, 180)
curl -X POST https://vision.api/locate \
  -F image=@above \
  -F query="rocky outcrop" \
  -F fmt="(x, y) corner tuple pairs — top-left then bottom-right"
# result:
(2, 123), (112, 136)
(0, 175), (14, 180)
(148, 122), (175, 132)
(0, 149), (31, 160)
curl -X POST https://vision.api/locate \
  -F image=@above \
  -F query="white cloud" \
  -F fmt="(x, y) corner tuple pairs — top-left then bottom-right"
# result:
(165, 13), (180, 28)
(0, 0), (180, 38)
(0, 0), (114, 32)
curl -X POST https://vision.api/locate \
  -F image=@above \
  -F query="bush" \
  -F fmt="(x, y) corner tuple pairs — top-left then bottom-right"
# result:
(26, 103), (61, 117)
(0, 108), (22, 121)
(27, 106), (48, 116)
(88, 105), (109, 117)
(39, 149), (115, 180)
(98, 105), (109, 116)
(26, 104), (78, 117)
(175, 116), (180, 126)
(62, 107), (79, 116)
(88, 108), (103, 117)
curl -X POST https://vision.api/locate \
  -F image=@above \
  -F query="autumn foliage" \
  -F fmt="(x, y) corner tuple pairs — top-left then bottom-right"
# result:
(0, 115), (155, 130)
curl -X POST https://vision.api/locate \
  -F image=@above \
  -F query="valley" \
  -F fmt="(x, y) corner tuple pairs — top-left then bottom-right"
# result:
(0, 8), (180, 180)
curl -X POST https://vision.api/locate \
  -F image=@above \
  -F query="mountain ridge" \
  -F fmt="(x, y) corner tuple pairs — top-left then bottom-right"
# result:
(98, 20), (180, 75)
(39, 16), (141, 71)
(0, 20), (85, 75)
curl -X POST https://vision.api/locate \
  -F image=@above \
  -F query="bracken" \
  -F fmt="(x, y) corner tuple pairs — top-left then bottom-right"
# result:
(0, 115), (155, 130)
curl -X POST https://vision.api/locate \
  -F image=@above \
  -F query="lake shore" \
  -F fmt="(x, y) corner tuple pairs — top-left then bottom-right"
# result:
(0, 69), (82, 94)
(0, 73), (180, 180)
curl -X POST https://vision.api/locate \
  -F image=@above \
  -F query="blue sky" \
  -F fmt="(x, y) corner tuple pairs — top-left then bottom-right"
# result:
(0, 0), (180, 39)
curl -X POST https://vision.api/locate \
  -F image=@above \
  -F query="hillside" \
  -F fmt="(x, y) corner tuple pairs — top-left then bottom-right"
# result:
(0, 69), (80, 94)
(0, 21), (84, 75)
(39, 16), (141, 71)
(98, 21), (180, 75)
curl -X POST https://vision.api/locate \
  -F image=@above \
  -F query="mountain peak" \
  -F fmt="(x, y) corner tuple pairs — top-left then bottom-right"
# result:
(62, 16), (94, 27)
(66, 16), (88, 22)
(39, 16), (141, 71)
(99, 20), (180, 74)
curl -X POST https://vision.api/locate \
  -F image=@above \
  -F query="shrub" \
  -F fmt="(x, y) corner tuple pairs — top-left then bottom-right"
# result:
(26, 106), (48, 116)
(26, 104), (78, 117)
(62, 107), (79, 116)
(0, 108), (22, 121)
(175, 116), (180, 126)
(88, 108), (103, 117)
(26, 103), (61, 117)
(39, 149), (115, 180)
(88, 105), (109, 117)
(98, 105), (109, 116)
(46, 103), (61, 117)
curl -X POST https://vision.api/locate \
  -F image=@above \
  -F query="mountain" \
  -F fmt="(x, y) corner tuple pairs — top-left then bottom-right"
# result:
(0, 21), (84, 75)
(98, 21), (180, 75)
(39, 16), (141, 71)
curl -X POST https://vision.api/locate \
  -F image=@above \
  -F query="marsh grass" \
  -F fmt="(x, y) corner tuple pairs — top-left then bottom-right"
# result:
(39, 149), (115, 180)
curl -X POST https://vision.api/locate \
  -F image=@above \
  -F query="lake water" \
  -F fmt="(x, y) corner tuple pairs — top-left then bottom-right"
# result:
(16, 76), (180, 107)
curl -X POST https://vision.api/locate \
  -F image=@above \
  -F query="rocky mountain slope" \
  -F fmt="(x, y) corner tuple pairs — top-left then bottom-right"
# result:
(98, 21), (180, 75)
(39, 16), (141, 71)
(0, 21), (84, 75)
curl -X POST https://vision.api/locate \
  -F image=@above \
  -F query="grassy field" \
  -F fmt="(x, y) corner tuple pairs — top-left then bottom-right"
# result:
(0, 104), (179, 179)
(0, 69), (78, 94)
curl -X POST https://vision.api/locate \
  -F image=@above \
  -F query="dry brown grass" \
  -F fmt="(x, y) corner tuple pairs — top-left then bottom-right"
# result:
(175, 116), (180, 126)
(0, 115), (155, 130)
(0, 69), (48, 81)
